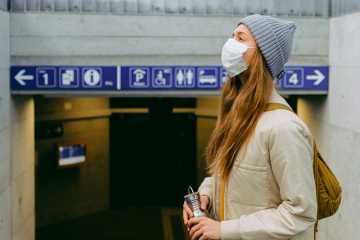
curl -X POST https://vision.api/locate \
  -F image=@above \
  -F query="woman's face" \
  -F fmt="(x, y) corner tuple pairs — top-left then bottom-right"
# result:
(232, 24), (257, 65)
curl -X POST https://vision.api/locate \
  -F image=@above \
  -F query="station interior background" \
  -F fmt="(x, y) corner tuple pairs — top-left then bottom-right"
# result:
(32, 95), (297, 240)
(1, 0), (360, 240)
(34, 97), (201, 239)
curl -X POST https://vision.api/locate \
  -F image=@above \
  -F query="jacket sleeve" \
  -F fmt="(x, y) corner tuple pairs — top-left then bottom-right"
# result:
(220, 120), (318, 240)
(197, 176), (214, 210)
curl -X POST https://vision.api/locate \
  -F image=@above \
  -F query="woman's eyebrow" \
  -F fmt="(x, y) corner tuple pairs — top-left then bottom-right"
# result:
(234, 30), (248, 38)
(239, 32), (248, 37)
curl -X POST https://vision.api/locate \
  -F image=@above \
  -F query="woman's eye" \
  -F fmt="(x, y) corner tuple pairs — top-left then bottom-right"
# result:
(236, 34), (244, 40)
(234, 34), (241, 40)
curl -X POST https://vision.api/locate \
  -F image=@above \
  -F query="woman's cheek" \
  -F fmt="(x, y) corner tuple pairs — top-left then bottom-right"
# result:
(243, 52), (252, 65)
(244, 49), (255, 65)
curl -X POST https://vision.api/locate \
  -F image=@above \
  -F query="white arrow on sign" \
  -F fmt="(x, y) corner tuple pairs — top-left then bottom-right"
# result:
(15, 69), (34, 86)
(306, 69), (325, 86)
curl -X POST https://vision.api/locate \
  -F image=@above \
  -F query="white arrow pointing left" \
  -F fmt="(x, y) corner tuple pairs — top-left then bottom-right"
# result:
(306, 69), (325, 86)
(15, 69), (34, 86)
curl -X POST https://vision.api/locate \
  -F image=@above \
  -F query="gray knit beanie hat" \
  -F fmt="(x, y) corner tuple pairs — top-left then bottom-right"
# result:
(238, 14), (296, 80)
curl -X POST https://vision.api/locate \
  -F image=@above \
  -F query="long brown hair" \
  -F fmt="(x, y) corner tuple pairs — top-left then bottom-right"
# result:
(206, 46), (274, 183)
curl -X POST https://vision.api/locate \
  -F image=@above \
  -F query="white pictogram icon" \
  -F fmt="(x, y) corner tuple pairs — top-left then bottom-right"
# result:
(175, 68), (195, 87)
(198, 70), (216, 84)
(130, 68), (149, 87)
(186, 69), (194, 85)
(61, 70), (75, 85)
(176, 70), (185, 85)
(197, 67), (218, 88)
(14, 69), (34, 86)
(306, 69), (325, 86)
(152, 68), (172, 87)
(134, 69), (146, 83)
(155, 70), (166, 85)
(83, 69), (101, 86)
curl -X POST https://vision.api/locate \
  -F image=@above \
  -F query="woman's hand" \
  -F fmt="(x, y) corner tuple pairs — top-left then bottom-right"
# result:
(188, 216), (221, 240)
(183, 195), (210, 230)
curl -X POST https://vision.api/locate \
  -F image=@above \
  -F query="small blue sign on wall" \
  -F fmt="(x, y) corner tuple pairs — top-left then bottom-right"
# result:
(11, 65), (329, 95)
(58, 144), (86, 168)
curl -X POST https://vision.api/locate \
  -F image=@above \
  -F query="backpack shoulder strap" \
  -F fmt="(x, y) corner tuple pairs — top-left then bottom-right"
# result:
(265, 102), (294, 112)
(266, 102), (320, 239)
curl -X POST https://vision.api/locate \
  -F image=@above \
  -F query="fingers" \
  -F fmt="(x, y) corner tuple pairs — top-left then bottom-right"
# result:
(183, 208), (188, 227)
(199, 235), (208, 240)
(189, 221), (202, 237)
(188, 216), (205, 228)
(191, 227), (205, 240)
(183, 201), (193, 226)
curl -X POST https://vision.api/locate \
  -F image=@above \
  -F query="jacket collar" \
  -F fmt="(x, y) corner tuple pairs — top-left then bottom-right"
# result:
(267, 85), (293, 110)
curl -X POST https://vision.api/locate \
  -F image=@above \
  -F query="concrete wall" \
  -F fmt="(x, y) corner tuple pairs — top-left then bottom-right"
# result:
(297, 11), (360, 240)
(0, 11), (11, 240)
(10, 97), (35, 240)
(10, 14), (328, 67)
(35, 98), (110, 227)
(0, 12), (35, 240)
(331, 0), (360, 17)
(8, 0), (330, 17)
(1, 11), (35, 240)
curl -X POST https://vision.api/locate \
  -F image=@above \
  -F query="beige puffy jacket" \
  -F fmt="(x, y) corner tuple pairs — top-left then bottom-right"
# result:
(198, 87), (317, 240)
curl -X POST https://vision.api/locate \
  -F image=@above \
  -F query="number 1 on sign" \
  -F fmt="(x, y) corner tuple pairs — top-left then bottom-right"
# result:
(42, 72), (49, 85)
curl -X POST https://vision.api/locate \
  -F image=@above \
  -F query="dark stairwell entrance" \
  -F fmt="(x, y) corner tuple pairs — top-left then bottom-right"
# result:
(110, 97), (197, 208)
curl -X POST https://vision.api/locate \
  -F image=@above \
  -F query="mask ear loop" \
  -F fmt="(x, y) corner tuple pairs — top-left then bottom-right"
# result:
(245, 44), (257, 50)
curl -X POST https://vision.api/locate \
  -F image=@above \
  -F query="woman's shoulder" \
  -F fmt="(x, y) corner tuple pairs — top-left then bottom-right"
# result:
(259, 107), (312, 140)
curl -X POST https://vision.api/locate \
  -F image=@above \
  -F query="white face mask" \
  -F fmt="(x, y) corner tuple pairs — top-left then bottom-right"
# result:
(221, 38), (255, 78)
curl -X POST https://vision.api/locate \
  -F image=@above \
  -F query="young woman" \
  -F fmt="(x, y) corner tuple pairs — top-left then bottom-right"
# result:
(183, 14), (317, 240)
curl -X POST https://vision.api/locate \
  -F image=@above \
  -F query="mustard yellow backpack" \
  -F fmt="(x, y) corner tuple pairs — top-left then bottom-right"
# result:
(265, 103), (342, 237)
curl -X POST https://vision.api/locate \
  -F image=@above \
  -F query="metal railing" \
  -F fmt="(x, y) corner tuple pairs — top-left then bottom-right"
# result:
(8, 0), (331, 17)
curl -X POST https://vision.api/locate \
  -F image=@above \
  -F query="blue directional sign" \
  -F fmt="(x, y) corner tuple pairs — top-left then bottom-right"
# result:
(11, 66), (118, 91)
(11, 65), (329, 95)
(279, 66), (328, 91)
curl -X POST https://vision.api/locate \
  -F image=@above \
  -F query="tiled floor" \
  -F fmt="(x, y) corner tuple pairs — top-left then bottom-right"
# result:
(36, 207), (187, 240)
